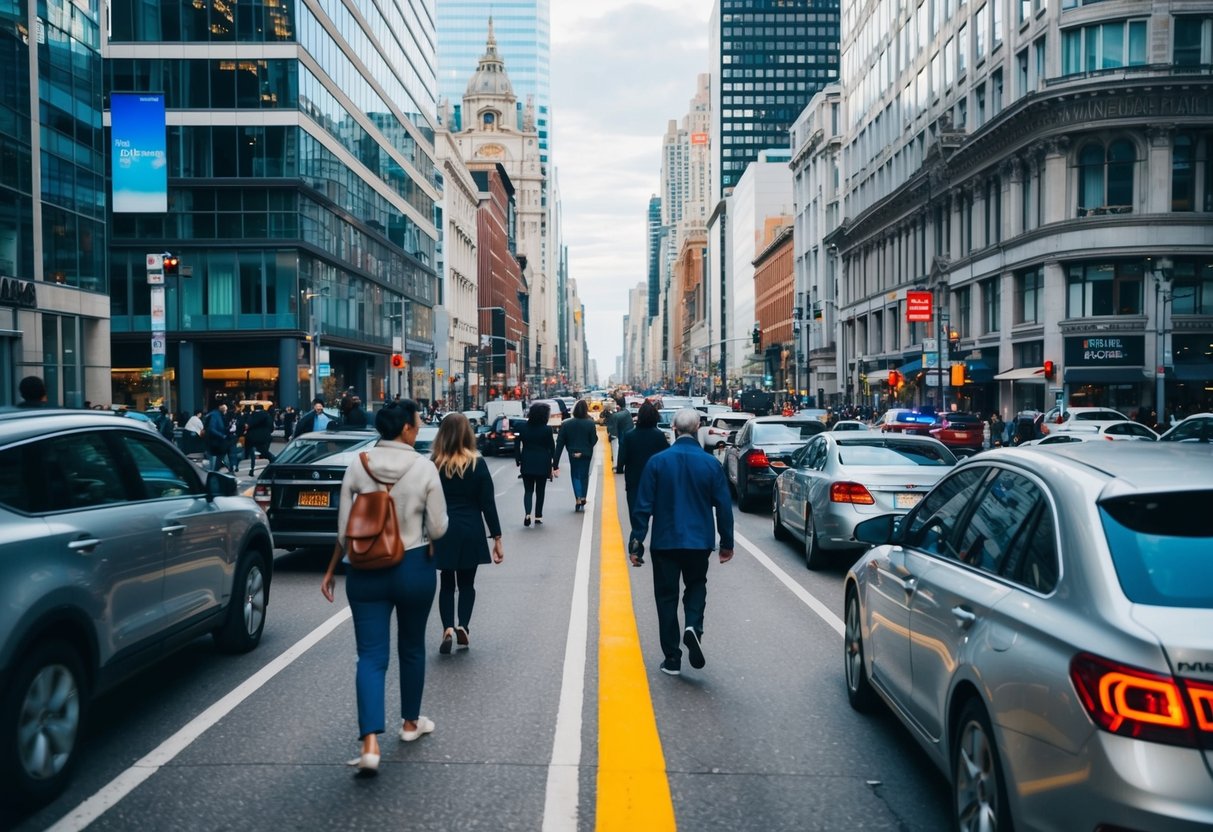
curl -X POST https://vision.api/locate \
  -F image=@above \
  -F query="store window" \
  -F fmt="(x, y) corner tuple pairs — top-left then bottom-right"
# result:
(1066, 262), (1144, 317)
(1077, 138), (1135, 216)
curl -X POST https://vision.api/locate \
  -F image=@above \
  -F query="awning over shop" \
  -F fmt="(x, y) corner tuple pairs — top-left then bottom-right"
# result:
(993, 367), (1046, 382)
(1168, 364), (1213, 382)
(1064, 367), (1148, 384)
(897, 357), (923, 375)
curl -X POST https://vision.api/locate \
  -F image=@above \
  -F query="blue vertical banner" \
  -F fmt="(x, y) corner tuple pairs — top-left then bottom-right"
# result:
(111, 93), (168, 213)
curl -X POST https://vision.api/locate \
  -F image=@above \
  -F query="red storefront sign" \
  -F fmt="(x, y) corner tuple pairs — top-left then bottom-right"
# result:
(906, 291), (933, 322)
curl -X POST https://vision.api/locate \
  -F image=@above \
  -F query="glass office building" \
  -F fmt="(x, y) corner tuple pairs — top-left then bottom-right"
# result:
(105, 0), (441, 414)
(710, 0), (840, 195)
(0, 0), (110, 406)
(436, 0), (551, 163)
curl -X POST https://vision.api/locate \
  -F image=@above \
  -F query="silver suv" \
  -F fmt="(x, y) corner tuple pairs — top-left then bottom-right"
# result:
(0, 409), (274, 808)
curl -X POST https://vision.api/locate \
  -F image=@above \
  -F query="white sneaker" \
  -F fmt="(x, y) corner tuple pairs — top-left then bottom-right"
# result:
(400, 715), (435, 742)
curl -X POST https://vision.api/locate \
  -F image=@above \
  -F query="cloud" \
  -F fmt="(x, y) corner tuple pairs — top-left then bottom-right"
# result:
(551, 1), (710, 379)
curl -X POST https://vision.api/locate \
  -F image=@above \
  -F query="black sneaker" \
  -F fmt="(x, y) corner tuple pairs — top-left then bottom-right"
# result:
(659, 659), (681, 676)
(683, 628), (705, 669)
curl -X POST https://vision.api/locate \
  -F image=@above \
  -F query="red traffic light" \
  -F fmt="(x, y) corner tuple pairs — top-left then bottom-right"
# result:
(163, 253), (179, 275)
(1043, 360), (1055, 380)
(888, 370), (902, 387)
(390, 354), (405, 369)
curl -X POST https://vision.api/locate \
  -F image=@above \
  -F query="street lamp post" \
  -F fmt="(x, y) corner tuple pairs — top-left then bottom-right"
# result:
(1154, 256), (1174, 425)
(304, 287), (330, 403)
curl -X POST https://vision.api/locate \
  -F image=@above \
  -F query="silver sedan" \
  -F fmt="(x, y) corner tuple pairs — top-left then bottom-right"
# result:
(772, 433), (957, 569)
(844, 443), (1213, 831)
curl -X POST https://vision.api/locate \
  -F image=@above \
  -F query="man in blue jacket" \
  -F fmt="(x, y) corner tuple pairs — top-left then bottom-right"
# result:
(204, 402), (230, 472)
(629, 408), (734, 676)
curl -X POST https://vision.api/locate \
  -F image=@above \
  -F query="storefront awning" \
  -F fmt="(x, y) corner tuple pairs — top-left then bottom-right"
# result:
(993, 367), (1046, 382)
(1064, 367), (1147, 384)
(1168, 364), (1213, 382)
(897, 358), (923, 375)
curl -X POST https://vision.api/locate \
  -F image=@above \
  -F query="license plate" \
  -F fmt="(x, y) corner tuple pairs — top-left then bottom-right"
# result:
(297, 490), (330, 508)
(895, 492), (923, 509)
(953, 432), (969, 439)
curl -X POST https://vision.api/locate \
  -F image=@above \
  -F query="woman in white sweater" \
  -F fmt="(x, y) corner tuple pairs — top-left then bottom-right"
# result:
(322, 399), (449, 774)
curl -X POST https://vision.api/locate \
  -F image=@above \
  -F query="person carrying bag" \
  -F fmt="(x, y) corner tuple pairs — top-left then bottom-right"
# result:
(321, 399), (449, 775)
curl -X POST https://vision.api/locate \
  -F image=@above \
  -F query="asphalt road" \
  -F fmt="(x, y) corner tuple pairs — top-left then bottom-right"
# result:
(6, 445), (951, 831)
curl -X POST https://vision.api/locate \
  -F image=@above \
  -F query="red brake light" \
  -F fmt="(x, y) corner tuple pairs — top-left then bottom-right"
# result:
(830, 481), (875, 505)
(253, 484), (271, 509)
(745, 449), (770, 469)
(1070, 653), (1203, 747)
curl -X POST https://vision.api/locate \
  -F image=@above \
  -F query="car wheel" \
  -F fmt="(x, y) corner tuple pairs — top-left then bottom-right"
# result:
(844, 589), (877, 712)
(773, 497), (790, 541)
(952, 699), (1012, 832)
(804, 509), (827, 569)
(214, 548), (268, 654)
(0, 639), (86, 809)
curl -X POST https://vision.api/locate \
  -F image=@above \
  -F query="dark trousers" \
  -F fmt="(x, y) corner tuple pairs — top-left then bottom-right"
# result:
(345, 546), (436, 737)
(651, 548), (710, 664)
(568, 455), (591, 500)
(438, 567), (478, 630)
(245, 440), (276, 468)
(522, 475), (547, 516)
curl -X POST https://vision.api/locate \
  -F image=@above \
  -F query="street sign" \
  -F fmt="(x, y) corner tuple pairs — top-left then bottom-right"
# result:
(318, 348), (330, 363)
(923, 337), (937, 352)
(924, 352), (939, 369)
(151, 354), (165, 375)
(318, 362), (331, 378)
(151, 333), (166, 355)
(150, 286), (166, 329)
(906, 291), (933, 322)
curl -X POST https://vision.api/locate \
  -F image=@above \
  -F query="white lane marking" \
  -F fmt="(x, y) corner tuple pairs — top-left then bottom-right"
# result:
(735, 531), (846, 637)
(540, 453), (600, 832)
(488, 456), (521, 498)
(48, 608), (352, 832)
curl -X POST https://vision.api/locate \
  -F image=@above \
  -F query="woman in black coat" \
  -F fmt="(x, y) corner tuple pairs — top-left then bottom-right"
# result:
(430, 413), (503, 654)
(616, 401), (670, 516)
(554, 399), (598, 512)
(244, 405), (276, 474)
(514, 402), (557, 526)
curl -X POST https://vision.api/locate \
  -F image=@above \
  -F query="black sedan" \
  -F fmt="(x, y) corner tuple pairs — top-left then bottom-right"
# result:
(253, 425), (437, 551)
(724, 416), (827, 511)
(478, 416), (524, 455)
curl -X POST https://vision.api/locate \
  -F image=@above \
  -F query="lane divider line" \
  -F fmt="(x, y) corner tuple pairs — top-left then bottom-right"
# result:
(540, 446), (600, 832)
(735, 531), (845, 637)
(595, 433), (676, 831)
(48, 608), (353, 832)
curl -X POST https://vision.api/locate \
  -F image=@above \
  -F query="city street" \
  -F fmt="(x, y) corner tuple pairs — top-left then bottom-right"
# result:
(5, 445), (950, 831)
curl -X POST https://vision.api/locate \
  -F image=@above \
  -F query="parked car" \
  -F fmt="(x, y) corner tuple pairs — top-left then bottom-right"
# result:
(253, 425), (437, 550)
(1052, 421), (1159, 441)
(697, 412), (755, 452)
(844, 443), (1213, 831)
(880, 408), (939, 436)
(0, 410), (274, 808)
(831, 420), (871, 432)
(773, 434), (956, 569)
(929, 412), (985, 454)
(479, 415), (522, 455)
(724, 416), (828, 511)
(1159, 412), (1213, 442)
(1041, 405), (1130, 431)
(695, 404), (734, 422)
(656, 408), (679, 445)
(1019, 427), (1114, 447)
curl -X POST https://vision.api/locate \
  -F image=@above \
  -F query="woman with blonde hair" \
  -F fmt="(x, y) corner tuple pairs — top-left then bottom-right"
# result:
(430, 412), (503, 654)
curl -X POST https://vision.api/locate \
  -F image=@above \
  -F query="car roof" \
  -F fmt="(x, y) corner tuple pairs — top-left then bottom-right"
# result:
(0, 408), (156, 443)
(828, 433), (946, 445)
(977, 443), (1213, 495)
(751, 415), (823, 423)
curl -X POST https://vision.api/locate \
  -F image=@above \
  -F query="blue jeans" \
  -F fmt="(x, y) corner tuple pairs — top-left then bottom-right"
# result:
(568, 455), (591, 500)
(345, 546), (435, 737)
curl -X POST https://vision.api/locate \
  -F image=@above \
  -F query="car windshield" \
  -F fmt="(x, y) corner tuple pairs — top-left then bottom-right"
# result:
(752, 422), (825, 443)
(276, 436), (376, 465)
(836, 441), (956, 466)
(658, 409), (678, 427)
(1099, 491), (1213, 608)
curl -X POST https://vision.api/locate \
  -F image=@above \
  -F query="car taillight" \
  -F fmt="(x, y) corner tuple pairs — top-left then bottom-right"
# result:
(1041, 425), (1050, 435)
(745, 449), (769, 469)
(830, 481), (875, 505)
(254, 483), (271, 510)
(489, 432), (497, 438)
(1070, 652), (1213, 748)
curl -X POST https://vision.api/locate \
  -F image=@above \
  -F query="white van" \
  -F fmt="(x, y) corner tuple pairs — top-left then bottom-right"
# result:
(485, 399), (524, 424)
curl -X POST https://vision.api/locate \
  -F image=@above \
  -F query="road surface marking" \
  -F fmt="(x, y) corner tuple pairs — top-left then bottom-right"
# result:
(540, 446), (599, 832)
(735, 532), (846, 637)
(47, 609), (352, 832)
(595, 436), (676, 831)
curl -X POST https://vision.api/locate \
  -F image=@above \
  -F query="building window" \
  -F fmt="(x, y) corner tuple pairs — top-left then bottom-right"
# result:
(956, 285), (972, 337)
(1017, 267), (1043, 324)
(976, 5), (988, 61)
(975, 84), (986, 126)
(1173, 134), (1195, 212)
(958, 21), (969, 75)
(992, 0), (1003, 48)
(1035, 36), (1047, 87)
(983, 278), (1001, 332)
(991, 69), (1003, 114)
(1062, 20), (1148, 76)
(1173, 16), (1211, 66)
(1016, 49), (1029, 98)
(1021, 169), (1034, 231)
(1169, 261), (1213, 315)
(1066, 262), (1144, 317)
(1077, 139), (1135, 216)
(1019, 0), (1031, 25)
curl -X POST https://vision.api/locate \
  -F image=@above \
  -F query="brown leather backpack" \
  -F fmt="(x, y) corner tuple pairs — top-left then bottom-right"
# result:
(344, 452), (405, 570)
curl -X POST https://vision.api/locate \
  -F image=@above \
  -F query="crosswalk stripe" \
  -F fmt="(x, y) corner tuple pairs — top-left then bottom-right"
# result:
(595, 433), (676, 831)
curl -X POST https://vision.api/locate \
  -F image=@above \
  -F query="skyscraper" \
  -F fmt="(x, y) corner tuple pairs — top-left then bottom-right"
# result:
(710, 0), (840, 198)
(437, 0), (552, 163)
(646, 196), (663, 319)
(1, 0), (110, 406)
(105, 0), (441, 413)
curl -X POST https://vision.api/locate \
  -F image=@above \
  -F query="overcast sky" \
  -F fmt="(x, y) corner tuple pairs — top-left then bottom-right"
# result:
(550, 1), (711, 382)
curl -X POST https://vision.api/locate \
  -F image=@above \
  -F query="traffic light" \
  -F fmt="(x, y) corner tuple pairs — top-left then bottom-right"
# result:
(752, 323), (762, 347)
(163, 253), (179, 276)
(390, 354), (405, 369)
(951, 363), (967, 387)
(1043, 360), (1055, 380)
(948, 328), (960, 357)
(488, 386), (498, 398)
(888, 370), (902, 388)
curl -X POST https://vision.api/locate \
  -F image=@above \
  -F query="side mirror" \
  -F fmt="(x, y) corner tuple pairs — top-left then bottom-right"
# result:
(206, 470), (238, 501)
(853, 514), (901, 546)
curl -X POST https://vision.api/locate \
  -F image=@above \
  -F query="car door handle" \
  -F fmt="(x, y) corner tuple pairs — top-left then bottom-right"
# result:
(68, 537), (101, 552)
(161, 524), (187, 535)
(952, 606), (978, 628)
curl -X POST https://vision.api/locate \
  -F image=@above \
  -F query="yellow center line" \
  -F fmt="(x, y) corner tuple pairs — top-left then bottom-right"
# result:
(595, 430), (676, 831)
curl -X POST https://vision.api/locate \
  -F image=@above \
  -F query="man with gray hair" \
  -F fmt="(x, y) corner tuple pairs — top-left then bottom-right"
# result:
(629, 408), (734, 676)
